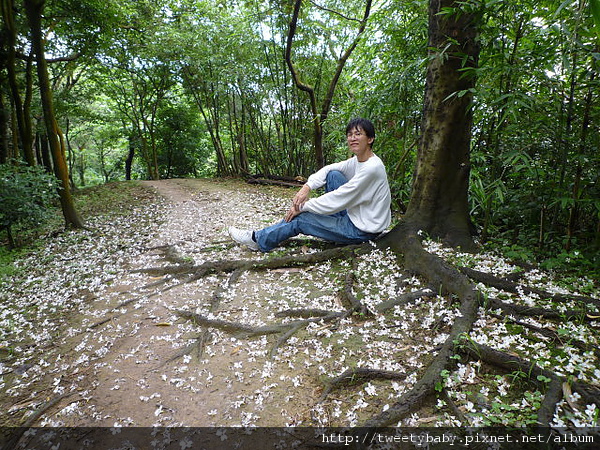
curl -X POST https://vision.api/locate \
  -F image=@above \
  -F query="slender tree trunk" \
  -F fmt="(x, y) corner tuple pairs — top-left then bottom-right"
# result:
(138, 132), (154, 180)
(382, 0), (480, 252)
(38, 132), (52, 172)
(23, 55), (35, 162)
(0, 76), (8, 163)
(229, 88), (249, 175)
(144, 100), (161, 180)
(125, 133), (135, 181)
(76, 144), (86, 186)
(24, 0), (84, 228)
(5, 224), (15, 248)
(2, 0), (35, 165)
(182, 67), (231, 176)
(566, 70), (594, 251)
(479, 17), (526, 244)
(147, 127), (159, 180)
(65, 117), (76, 188)
(285, 0), (321, 168)
(9, 103), (19, 160)
(238, 104), (249, 175)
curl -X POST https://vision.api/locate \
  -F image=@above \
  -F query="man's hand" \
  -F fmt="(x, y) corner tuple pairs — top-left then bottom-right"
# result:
(285, 184), (310, 222)
(292, 184), (310, 211)
(284, 205), (301, 222)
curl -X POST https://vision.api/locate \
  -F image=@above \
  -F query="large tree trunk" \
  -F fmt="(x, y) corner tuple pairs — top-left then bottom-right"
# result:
(384, 0), (480, 252)
(24, 0), (84, 228)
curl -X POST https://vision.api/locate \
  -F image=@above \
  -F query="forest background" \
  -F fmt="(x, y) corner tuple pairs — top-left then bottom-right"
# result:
(1, 0), (599, 275)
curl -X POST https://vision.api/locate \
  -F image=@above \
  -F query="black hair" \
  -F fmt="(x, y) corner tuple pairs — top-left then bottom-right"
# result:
(345, 118), (375, 147)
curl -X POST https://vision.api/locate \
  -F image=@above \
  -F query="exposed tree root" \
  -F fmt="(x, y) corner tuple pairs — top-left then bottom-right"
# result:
(133, 244), (368, 279)
(174, 310), (284, 338)
(440, 388), (468, 424)
(159, 222), (598, 428)
(487, 312), (600, 360)
(362, 301), (479, 427)
(87, 290), (161, 329)
(319, 368), (407, 402)
(246, 178), (304, 188)
(275, 308), (340, 319)
(88, 257), (251, 331)
(338, 252), (371, 317)
(1, 392), (76, 449)
(246, 174), (305, 188)
(355, 224), (598, 427)
(458, 340), (600, 423)
(129, 222), (597, 429)
(375, 287), (436, 313)
(461, 266), (600, 311)
(191, 308), (341, 355)
(537, 377), (563, 426)
(174, 308), (344, 361)
(168, 250), (382, 361)
(155, 269), (246, 369)
(486, 296), (592, 322)
(269, 322), (306, 360)
(360, 226), (482, 427)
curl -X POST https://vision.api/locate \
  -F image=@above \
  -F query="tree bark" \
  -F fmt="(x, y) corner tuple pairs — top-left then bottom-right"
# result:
(125, 133), (135, 181)
(37, 132), (52, 172)
(387, 0), (480, 251)
(24, 0), (84, 228)
(2, 0), (35, 165)
(0, 74), (9, 163)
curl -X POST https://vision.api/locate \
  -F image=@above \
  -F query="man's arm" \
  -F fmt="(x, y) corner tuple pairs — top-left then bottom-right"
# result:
(285, 184), (310, 222)
(301, 159), (381, 216)
(285, 158), (353, 222)
(292, 184), (310, 210)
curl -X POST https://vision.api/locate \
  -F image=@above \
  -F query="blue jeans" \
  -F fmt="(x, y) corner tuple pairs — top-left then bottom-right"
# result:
(254, 171), (379, 252)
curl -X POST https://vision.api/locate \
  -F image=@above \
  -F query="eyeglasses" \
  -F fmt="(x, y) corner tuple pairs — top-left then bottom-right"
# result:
(346, 131), (364, 139)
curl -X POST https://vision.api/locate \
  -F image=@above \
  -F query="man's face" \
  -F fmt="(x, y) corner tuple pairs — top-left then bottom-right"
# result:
(346, 126), (373, 157)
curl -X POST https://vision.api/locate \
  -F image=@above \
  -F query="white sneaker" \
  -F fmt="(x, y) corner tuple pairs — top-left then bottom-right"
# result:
(228, 227), (259, 251)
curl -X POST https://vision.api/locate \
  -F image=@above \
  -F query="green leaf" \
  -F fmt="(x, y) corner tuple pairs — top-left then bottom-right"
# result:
(537, 375), (552, 383)
(591, 0), (600, 35)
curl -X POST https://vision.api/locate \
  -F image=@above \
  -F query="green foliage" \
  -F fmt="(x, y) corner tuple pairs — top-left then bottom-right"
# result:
(435, 369), (451, 392)
(156, 97), (212, 178)
(461, 0), (600, 271)
(0, 164), (58, 248)
(0, 246), (23, 279)
(591, 0), (600, 35)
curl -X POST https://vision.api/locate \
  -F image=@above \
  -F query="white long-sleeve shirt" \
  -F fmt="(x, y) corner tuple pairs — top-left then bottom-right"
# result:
(301, 155), (392, 233)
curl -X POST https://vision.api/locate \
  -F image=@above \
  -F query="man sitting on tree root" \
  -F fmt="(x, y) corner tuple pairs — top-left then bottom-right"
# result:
(228, 118), (392, 252)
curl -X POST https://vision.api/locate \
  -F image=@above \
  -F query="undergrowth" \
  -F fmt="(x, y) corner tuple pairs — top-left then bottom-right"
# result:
(0, 181), (156, 282)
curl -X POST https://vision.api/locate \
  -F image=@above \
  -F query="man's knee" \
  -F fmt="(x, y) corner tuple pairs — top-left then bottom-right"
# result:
(326, 170), (345, 181)
(326, 170), (347, 192)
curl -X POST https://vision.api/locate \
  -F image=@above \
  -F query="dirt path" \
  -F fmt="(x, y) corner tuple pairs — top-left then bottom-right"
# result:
(41, 178), (331, 428)
(27, 179), (424, 432)
(3, 178), (371, 447)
